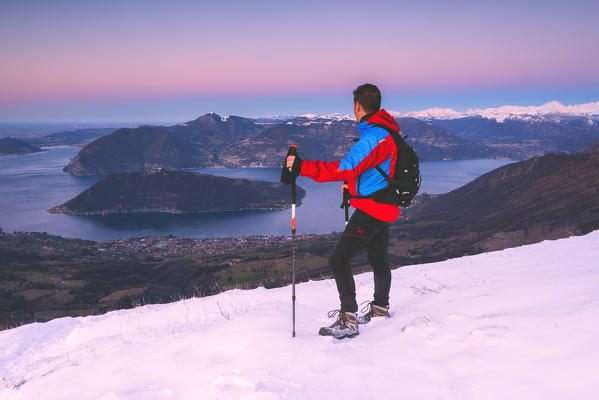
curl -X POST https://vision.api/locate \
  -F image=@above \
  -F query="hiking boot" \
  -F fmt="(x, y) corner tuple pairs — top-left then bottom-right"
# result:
(357, 302), (390, 324)
(318, 310), (359, 339)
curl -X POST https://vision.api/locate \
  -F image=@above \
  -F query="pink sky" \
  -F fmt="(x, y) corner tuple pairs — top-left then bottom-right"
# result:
(1, 0), (598, 121)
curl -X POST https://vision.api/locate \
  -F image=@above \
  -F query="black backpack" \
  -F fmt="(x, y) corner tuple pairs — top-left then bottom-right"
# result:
(350, 124), (421, 207)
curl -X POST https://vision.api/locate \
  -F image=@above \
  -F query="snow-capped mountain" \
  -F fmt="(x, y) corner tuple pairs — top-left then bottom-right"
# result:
(290, 101), (599, 123)
(392, 100), (599, 122)
(2, 231), (598, 399)
(297, 113), (353, 122)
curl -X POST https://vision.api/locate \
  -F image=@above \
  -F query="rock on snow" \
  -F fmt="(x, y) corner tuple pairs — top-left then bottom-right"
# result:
(1, 231), (599, 399)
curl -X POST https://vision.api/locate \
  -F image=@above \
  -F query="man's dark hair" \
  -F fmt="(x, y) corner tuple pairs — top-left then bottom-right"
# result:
(353, 83), (381, 113)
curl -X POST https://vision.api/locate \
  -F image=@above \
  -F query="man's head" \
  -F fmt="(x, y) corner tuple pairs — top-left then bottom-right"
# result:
(353, 83), (381, 122)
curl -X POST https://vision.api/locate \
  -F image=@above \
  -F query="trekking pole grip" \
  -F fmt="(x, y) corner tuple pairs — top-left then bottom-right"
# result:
(287, 145), (298, 204)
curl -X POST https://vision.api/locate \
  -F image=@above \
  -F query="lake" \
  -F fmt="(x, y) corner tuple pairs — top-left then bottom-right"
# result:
(0, 147), (513, 241)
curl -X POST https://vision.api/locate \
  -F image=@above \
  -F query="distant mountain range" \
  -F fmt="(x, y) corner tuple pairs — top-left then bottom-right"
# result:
(0, 137), (42, 156)
(429, 116), (599, 159)
(0, 122), (137, 140)
(52, 100), (599, 175)
(63, 113), (490, 175)
(49, 170), (305, 214)
(288, 102), (599, 159)
(295, 101), (599, 159)
(29, 128), (116, 147)
(392, 100), (599, 122)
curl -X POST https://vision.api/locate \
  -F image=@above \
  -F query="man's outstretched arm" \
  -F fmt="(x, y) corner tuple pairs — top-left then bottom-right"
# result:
(287, 138), (392, 183)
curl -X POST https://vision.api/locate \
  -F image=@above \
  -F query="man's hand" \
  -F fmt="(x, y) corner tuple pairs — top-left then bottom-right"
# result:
(281, 148), (301, 184)
(282, 153), (302, 183)
(286, 155), (295, 172)
(341, 183), (348, 194)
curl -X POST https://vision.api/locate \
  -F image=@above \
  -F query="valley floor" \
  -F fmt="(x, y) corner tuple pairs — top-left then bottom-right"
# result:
(1, 231), (599, 399)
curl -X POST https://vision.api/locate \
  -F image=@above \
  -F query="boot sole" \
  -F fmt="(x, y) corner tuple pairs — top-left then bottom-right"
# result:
(334, 332), (359, 340)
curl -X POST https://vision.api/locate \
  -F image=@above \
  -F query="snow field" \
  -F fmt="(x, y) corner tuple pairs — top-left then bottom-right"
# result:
(1, 231), (599, 399)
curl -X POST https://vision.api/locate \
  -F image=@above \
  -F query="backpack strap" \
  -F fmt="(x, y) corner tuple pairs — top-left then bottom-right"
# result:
(375, 165), (392, 184)
(372, 123), (408, 143)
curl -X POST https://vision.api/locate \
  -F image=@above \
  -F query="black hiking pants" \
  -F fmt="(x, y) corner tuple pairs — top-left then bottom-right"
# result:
(329, 208), (391, 313)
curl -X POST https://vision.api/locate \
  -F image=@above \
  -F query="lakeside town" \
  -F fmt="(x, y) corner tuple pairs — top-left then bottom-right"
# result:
(99, 233), (315, 258)
(1, 228), (321, 263)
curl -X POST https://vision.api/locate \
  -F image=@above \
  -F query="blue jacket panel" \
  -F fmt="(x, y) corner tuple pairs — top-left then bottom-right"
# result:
(339, 121), (393, 196)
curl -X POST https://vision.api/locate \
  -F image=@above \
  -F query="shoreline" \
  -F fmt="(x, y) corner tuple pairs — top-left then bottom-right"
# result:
(47, 205), (295, 215)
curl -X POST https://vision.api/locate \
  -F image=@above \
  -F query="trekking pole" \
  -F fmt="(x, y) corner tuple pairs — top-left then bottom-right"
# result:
(281, 145), (298, 337)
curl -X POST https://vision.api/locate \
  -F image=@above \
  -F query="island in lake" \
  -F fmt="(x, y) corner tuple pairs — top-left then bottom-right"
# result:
(49, 170), (305, 215)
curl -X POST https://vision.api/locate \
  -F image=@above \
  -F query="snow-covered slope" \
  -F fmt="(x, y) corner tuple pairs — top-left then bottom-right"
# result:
(392, 100), (599, 122)
(2, 231), (599, 399)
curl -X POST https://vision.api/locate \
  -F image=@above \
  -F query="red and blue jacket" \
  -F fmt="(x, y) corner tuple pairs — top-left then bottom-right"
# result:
(300, 109), (400, 222)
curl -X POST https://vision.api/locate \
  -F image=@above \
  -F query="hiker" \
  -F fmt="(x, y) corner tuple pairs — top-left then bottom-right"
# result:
(286, 83), (401, 339)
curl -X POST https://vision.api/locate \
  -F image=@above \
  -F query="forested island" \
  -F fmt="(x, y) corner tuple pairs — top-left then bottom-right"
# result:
(49, 170), (305, 215)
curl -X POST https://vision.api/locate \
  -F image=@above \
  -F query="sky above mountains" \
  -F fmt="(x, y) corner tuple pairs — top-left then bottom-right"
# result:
(1, 0), (598, 122)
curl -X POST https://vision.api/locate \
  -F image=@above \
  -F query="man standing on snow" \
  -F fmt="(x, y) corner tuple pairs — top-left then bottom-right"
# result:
(285, 83), (400, 339)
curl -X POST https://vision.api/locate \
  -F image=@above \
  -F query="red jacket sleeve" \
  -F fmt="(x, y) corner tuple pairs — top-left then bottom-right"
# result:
(300, 139), (392, 183)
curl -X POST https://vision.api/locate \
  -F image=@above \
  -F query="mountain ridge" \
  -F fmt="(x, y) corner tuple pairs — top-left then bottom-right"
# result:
(64, 114), (488, 175)
(63, 113), (267, 175)
(29, 128), (115, 147)
(392, 149), (599, 259)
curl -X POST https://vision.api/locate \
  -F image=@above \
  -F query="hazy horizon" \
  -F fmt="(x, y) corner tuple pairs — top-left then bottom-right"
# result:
(2, 97), (599, 125)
